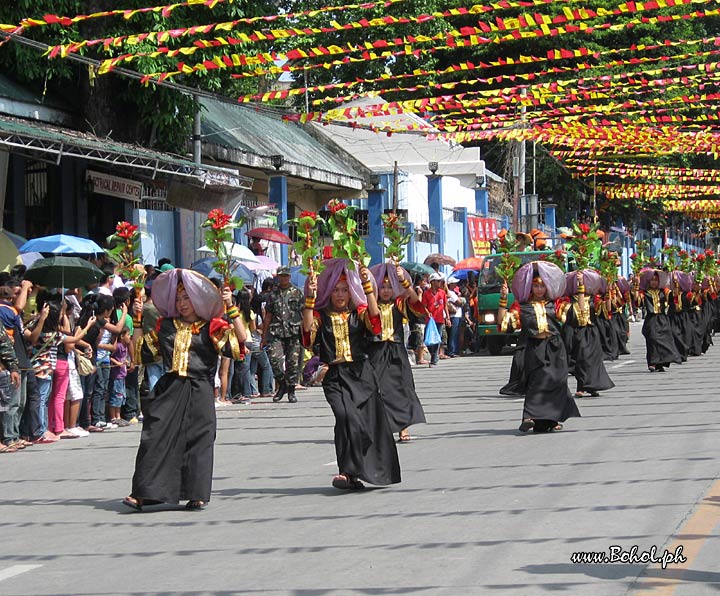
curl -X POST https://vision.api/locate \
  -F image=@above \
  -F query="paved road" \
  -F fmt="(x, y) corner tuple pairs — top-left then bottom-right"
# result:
(1, 322), (720, 596)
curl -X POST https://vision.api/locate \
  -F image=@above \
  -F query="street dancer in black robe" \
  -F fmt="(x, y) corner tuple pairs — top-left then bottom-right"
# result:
(303, 259), (400, 490)
(564, 286), (615, 397)
(498, 262), (580, 433)
(368, 263), (426, 442)
(123, 269), (245, 512)
(668, 273), (691, 362)
(633, 270), (681, 372)
(610, 281), (631, 356)
(699, 280), (715, 354)
(685, 280), (707, 357)
(594, 293), (619, 361)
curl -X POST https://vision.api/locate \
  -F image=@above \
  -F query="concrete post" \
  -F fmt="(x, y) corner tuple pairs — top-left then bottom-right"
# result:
(269, 174), (289, 265)
(427, 174), (444, 255)
(367, 184), (386, 265)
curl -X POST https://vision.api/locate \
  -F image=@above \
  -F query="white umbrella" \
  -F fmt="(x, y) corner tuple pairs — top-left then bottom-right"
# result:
(197, 241), (260, 263)
(245, 254), (280, 271)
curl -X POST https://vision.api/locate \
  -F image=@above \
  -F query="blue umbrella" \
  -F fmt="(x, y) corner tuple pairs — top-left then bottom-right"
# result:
(452, 269), (473, 280)
(19, 234), (104, 255)
(190, 257), (254, 283)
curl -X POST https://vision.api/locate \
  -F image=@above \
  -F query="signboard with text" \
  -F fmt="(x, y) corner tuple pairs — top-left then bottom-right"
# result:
(86, 170), (142, 202)
(468, 216), (498, 256)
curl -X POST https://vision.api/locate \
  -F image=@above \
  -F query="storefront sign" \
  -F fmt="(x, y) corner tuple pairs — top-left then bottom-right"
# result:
(468, 216), (498, 256)
(86, 170), (142, 202)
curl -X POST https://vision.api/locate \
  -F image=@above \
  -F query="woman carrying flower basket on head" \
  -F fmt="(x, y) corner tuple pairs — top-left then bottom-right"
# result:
(632, 269), (682, 372)
(368, 262), (427, 443)
(497, 262), (580, 433)
(302, 259), (401, 490)
(123, 269), (246, 512)
(563, 270), (615, 398)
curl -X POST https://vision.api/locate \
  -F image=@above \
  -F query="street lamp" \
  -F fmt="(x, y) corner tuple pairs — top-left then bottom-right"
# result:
(428, 161), (438, 175)
(475, 175), (486, 188)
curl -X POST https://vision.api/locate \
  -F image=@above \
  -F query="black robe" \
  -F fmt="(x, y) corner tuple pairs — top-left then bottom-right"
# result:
(502, 301), (580, 428)
(565, 299), (615, 394)
(367, 299), (426, 432)
(611, 303), (631, 356)
(594, 298), (619, 361)
(499, 332), (527, 396)
(640, 289), (682, 368)
(132, 317), (243, 504)
(306, 307), (401, 486)
(669, 292), (690, 361)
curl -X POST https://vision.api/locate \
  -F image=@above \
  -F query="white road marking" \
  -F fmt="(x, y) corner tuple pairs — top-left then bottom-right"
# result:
(512, 398), (524, 402)
(611, 360), (635, 369)
(323, 460), (338, 466)
(0, 565), (42, 582)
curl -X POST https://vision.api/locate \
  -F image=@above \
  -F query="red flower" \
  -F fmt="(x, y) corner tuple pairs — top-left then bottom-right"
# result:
(630, 253), (637, 259)
(116, 221), (138, 240)
(327, 200), (347, 214)
(697, 254), (706, 262)
(555, 248), (563, 257)
(579, 223), (590, 234)
(679, 250), (688, 257)
(300, 211), (317, 219)
(207, 208), (232, 230)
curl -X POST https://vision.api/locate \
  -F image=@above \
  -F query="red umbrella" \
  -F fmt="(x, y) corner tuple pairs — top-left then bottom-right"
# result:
(246, 227), (293, 245)
(453, 256), (485, 271)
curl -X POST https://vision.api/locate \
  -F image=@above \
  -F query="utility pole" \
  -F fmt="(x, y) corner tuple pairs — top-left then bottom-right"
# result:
(392, 160), (399, 212)
(512, 88), (527, 232)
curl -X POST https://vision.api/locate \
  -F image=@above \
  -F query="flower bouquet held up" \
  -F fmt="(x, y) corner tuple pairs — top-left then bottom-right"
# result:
(660, 244), (680, 270)
(201, 208), (245, 291)
(568, 221), (601, 271)
(106, 221), (145, 324)
(598, 247), (618, 285)
(630, 239), (651, 279)
(540, 246), (567, 271)
(494, 231), (521, 285)
(287, 210), (326, 277)
(326, 199), (371, 268)
(381, 212), (411, 263)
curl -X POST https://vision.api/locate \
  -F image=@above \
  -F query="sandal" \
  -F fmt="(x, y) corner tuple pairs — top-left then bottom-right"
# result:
(122, 496), (143, 511)
(0, 443), (18, 453)
(186, 500), (206, 511)
(332, 474), (364, 490)
(518, 419), (535, 433)
(398, 430), (412, 443)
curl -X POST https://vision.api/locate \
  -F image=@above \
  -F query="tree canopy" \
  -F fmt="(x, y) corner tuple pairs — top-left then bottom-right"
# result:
(2, 0), (720, 227)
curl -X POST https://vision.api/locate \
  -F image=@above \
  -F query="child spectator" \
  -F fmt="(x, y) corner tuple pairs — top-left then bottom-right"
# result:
(109, 328), (132, 427)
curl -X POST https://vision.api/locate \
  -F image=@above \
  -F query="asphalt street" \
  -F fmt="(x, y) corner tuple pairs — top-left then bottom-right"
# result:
(1, 322), (720, 596)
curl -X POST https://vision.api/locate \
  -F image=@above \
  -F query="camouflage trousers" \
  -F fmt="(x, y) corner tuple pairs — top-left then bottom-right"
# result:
(267, 336), (302, 385)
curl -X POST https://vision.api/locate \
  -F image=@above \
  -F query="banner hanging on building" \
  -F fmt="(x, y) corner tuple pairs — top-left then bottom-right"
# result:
(468, 216), (498, 256)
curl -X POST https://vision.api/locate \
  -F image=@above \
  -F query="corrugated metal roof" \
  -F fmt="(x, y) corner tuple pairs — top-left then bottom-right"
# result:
(200, 98), (367, 183)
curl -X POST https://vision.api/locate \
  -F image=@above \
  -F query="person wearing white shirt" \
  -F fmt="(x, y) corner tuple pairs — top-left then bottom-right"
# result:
(446, 277), (464, 357)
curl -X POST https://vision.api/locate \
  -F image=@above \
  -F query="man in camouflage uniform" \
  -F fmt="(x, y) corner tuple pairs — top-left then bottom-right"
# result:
(263, 267), (304, 403)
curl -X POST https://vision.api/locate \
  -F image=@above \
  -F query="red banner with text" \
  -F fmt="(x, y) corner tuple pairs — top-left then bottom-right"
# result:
(468, 216), (498, 256)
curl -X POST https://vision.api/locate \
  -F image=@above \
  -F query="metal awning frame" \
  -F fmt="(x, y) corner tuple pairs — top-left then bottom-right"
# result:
(0, 122), (253, 190)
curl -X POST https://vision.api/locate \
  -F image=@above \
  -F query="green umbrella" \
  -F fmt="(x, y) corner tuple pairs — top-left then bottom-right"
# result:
(401, 261), (435, 277)
(25, 256), (104, 289)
